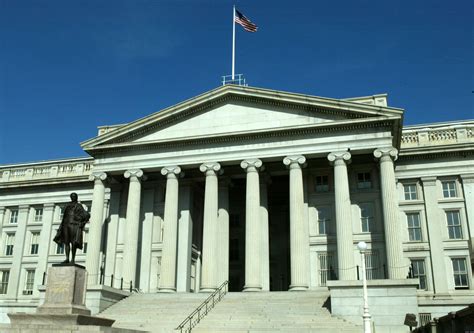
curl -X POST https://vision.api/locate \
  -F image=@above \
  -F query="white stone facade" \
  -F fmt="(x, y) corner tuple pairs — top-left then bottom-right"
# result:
(0, 85), (472, 323)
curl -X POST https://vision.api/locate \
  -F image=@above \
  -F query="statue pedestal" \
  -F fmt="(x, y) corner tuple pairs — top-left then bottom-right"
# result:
(37, 263), (91, 316)
(6, 264), (142, 332)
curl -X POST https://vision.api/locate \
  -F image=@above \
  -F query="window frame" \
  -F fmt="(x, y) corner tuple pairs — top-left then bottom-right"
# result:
(357, 172), (372, 190)
(446, 210), (463, 240)
(5, 233), (15, 256)
(317, 207), (331, 235)
(406, 212), (422, 242)
(24, 269), (35, 293)
(0, 270), (10, 294)
(315, 175), (329, 192)
(411, 259), (427, 290)
(33, 208), (43, 222)
(9, 209), (18, 224)
(30, 232), (40, 255)
(404, 183), (418, 200)
(451, 258), (469, 289)
(442, 180), (457, 198)
(360, 203), (374, 233)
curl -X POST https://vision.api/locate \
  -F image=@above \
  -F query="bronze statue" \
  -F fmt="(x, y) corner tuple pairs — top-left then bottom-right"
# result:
(54, 193), (90, 264)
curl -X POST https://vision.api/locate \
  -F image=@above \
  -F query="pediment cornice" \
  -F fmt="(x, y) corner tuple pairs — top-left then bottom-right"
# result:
(86, 117), (397, 156)
(81, 85), (403, 156)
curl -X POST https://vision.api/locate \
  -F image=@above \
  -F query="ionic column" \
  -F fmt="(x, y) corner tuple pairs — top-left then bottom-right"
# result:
(86, 172), (107, 285)
(122, 169), (144, 288)
(328, 151), (356, 280)
(284, 155), (309, 290)
(241, 158), (263, 291)
(374, 148), (405, 279)
(200, 162), (221, 291)
(158, 166), (182, 292)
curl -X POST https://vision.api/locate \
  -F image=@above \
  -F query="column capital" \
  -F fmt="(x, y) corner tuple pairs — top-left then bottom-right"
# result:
(199, 162), (222, 175)
(124, 169), (144, 179)
(460, 173), (474, 184)
(241, 159), (263, 172)
(18, 205), (30, 212)
(283, 155), (306, 169)
(161, 166), (182, 178)
(373, 148), (398, 161)
(421, 176), (437, 187)
(89, 172), (107, 182)
(327, 151), (351, 165)
(43, 203), (55, 211)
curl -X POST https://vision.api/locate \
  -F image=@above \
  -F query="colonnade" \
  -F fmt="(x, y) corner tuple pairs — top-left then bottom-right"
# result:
(86, 147), (404, 290)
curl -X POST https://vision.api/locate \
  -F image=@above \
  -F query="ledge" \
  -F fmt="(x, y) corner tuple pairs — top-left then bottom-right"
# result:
(327, 278), (419, 288)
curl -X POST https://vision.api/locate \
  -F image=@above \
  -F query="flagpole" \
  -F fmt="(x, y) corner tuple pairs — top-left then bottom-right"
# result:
(232, 5), (236, 80)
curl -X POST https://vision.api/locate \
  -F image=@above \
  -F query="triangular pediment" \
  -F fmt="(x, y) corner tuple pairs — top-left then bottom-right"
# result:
(81, 85), (403, 153)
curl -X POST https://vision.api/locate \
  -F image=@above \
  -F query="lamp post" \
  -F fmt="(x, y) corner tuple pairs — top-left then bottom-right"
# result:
(358, 241), (372, 333)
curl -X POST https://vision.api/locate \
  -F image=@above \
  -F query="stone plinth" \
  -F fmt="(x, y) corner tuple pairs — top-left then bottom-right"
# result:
(37, 263), (90, 316)
(327, 279), (419, 333)
(5, 264), (144, 332)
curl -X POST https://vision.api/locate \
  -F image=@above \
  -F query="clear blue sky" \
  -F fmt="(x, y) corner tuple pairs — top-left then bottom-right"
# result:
(1, 0), (472, 164)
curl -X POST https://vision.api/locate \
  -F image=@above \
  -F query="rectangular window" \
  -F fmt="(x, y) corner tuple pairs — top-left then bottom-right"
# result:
(34, 208), (43, 222)
(0, 270), (9, 294)
(315, 175), (329, 192)
(357, 172), (372, 189)
(56, 243), (64, 255)
(360, 203), (374, 233)
(446, 211), (462, 239)
(5, 233), (15, 256)
(404, 184), (418, 200)
(24, 269), (35, 295)
(364, 251), (379, 280)
(82, 231), (88, 254)
(442, 181), (457, 198)
(452, 258), (469, 289)
(58, 206), (64, 220)
(318, 252), (336, 286)
(411, 260), (427, 290)
(30, 232), (40, 255)
(9, 209), (18, 224)
(317, 207), (331, 235)
(407, 213), (422, 241)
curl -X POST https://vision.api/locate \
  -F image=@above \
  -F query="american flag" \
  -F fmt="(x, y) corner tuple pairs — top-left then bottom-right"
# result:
(234, 9), (258, 33)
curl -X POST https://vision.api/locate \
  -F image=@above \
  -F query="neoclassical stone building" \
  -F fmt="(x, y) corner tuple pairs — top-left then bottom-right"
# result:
(0, 85), (472, 322)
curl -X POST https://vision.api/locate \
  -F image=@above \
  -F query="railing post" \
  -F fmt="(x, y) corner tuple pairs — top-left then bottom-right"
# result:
(111, 274), (114, 288)
(357, 265), (360, 280)
(120, 278), (123, 290)
(42, 272), (46, 285)
(130, 281), (132, 292)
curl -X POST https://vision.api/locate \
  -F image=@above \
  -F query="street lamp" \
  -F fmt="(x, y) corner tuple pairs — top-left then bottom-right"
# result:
(358, 241), (372, 333)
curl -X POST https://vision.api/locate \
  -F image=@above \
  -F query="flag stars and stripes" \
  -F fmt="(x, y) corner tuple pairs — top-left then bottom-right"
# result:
(234, 9), (258, 32)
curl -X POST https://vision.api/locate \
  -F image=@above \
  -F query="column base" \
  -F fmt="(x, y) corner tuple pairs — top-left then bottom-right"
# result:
(199, 288), (217, 293)
(243, 286), (262, 292)
(157, 288), (176, 293)
(289, 285), (308, 291)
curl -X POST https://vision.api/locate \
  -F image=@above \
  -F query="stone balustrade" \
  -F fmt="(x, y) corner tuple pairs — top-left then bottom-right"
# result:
(0, 158), (94, 183)
(401, 122), (473, 147)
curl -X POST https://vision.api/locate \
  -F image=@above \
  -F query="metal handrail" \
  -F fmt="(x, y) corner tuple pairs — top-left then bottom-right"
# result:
(175, 280), (228, 333)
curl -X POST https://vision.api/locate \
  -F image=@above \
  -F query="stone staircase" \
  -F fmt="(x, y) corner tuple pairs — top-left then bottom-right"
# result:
(193, 291), (361, 333)
(99, 291), (361, 333)
(99, 292), (209, 333)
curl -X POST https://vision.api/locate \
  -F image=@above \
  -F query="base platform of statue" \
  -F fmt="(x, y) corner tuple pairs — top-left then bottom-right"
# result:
(5, 264), (143, 333)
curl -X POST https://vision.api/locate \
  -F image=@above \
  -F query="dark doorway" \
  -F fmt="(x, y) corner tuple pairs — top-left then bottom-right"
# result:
(268, 175), (290, 291)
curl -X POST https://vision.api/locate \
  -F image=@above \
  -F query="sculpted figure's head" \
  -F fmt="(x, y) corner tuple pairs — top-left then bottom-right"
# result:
(70, 192), (78, 202)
